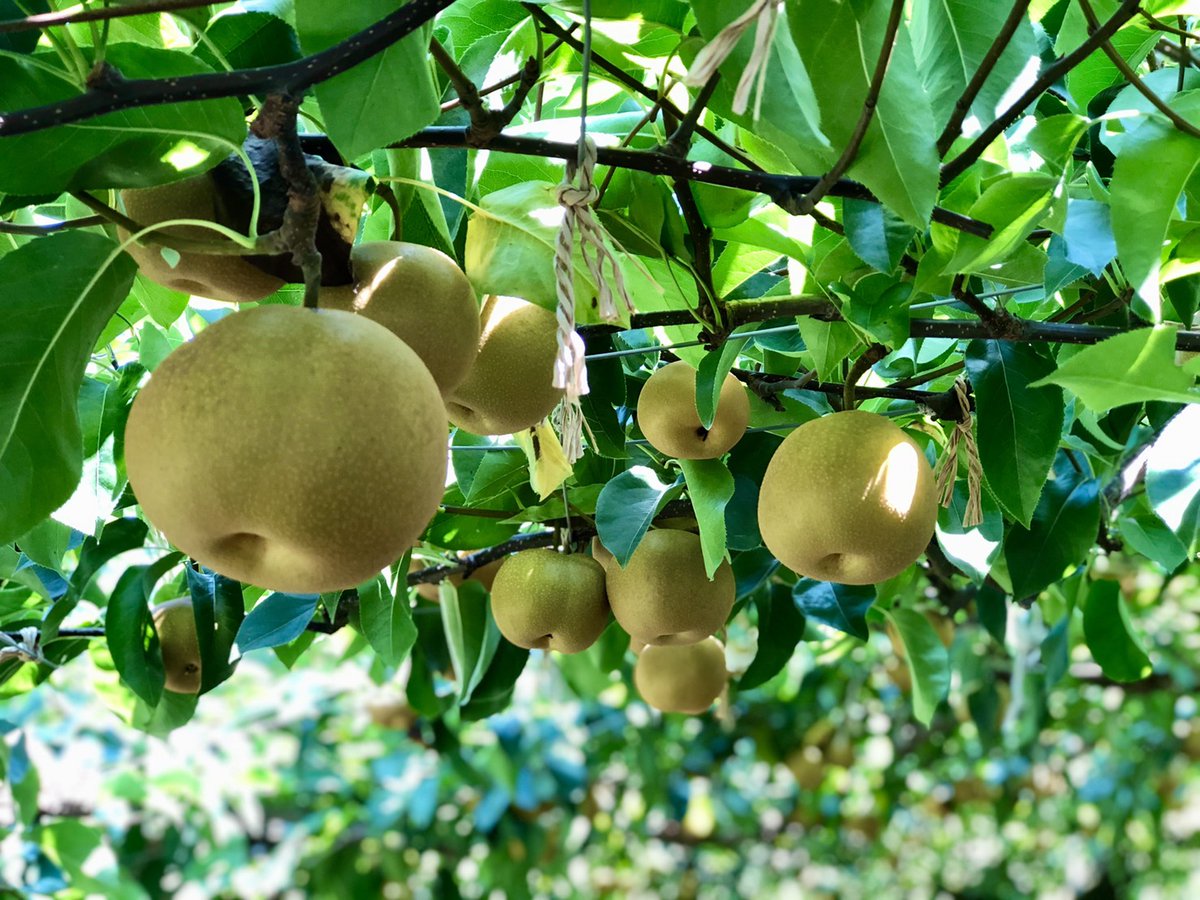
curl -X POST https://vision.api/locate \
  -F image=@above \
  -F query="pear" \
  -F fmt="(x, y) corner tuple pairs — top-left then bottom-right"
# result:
(633, 637), (727, 713)
(125, 306), (448, 593)
(446, 295), (563, 435)
(319, 241), (480, 393)
(603, 529), (734, 646)
(489, 549), (610, 652)
(152, 598), (202, 694)
(758, 410), (937, 585)
(120, 174), (284, 303)
(636, 361), (749, 459)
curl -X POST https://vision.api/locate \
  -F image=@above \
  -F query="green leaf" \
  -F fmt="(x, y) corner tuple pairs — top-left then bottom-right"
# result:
(236, 593), (319, 652)
(295, 0), (439, 159)
(461, 640), (529, 721)
(272, 631), (316, 669)
(840, 274), (911, 347)
(595, 467), (676, 566)
(0, 233), (137, 544)
(131, 690), (197, 737)
(738, 583), (804, 690)
(1110, 96), (1200, 315)
(793, 579), (874, 641)
(359, 575), (417, 668)
(947, 174), (1057, 274)
(879, 607), (950, 727)
(1145, 405), (1200, 552)
(678, 458), (736, 579)
(965, 341), (1065, 527)
(105, 554), (183, 706)
(1057, 1), (1159, 108)
(1062, 198), (1117, 276)
(1003, 454), (1100, 600)
(439, 580), (499, 704)
(786, 0), (939, 225)
(1117, 512), (1189, 571)
(976, 582), (1008, 646)
(0, 45), (246, 193)
(1029, 325), (1200, 410)
(0, 0), (48, 54)
(843, 198), (916, 273)
(1082, 580), (1152, 683)
(935, 477), (1003, 582)
(15, 518), (74, 571)
(197, 9), (302, 71)
(185, 567), (243, 694)
(696, 333), (751, 429)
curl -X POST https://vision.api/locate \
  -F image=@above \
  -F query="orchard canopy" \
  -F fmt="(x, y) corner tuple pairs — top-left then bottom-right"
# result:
(2, 1), (1200, 897)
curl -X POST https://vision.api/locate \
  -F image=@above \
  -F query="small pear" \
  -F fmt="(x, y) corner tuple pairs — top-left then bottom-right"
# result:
(152, 598), (202, 694)
(636, 361), (750, 459)
(758, 410), (937, 584)
(633, 637), (727, 713)
(603, 529), (734, 646)
(489, 549), (610, 652)
(320, 241), (480, 393)
(120, 174), (284, 303)
(446, 295), (563, 435)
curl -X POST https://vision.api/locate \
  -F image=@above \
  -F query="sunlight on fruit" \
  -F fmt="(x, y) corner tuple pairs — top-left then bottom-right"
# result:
(867, 440), (922, 516)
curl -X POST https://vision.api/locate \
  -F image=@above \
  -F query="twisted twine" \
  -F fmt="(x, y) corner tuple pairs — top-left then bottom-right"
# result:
(683, 0), (781, 118)
(934, 379), (984, 528)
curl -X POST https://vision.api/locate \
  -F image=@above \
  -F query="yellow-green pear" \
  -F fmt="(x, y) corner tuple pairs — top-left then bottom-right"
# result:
(446, 295), (563, 435)
(125, 306), (448, 593)
(489, 549), (610, 652)
(120, 174), (284, 303)
(758, 410), (937, 585)
(636, 361), (749, 459)
(152, 598), (202, 694)
(633, 637), (727, 713)
(603, 529), (734, 646)
(320, 241), (480, 393)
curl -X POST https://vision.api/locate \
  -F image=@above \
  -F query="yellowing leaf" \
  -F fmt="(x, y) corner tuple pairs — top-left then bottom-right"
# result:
(515, 421), (573, 500)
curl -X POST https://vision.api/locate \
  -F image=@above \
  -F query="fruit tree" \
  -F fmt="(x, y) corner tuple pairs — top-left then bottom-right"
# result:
(1, 1), (1199, 896)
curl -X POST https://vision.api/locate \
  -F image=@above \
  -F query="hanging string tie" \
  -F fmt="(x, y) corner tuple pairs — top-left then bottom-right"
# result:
(552, 135), (634, 462)
(934, 379), (984, 528)
(683, 0), (781, 119)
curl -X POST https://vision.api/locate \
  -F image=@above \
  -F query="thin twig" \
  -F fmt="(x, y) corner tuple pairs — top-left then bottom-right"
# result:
(937, 0), (1034, 156)
(1138, 8), (1199, 39)
(0, 215), (105, 235)
(793, 0), (905, 215)
(0, 0), (213, 34)
(662, 74), (721, 157)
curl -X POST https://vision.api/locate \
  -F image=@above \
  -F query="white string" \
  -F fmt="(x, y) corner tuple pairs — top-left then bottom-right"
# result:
(684, 0), (782, 118)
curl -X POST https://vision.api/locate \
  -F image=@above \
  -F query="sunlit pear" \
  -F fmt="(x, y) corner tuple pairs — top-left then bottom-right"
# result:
(633, 637), (727, 714)
(125, 306), (448, 594)
(602, 529), (734, 646)
(120, 174), (284, 303)
(410, 556), (504, 602)
(320, 241), (480, 393)
(785, 745), (826, 790)
(758, 410), (937, 584)
(489, 549), (609, 652)
(446, 295), (563, 435)
(152, 598), (202, 694)
(636, 361), (749, 459)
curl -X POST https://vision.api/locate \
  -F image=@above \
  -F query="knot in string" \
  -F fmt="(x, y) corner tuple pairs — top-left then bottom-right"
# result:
(934, 379), (984, 528)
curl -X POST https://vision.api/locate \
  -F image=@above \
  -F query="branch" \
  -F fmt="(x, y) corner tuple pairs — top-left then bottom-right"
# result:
(429, 40), (540, 143)
(936, 0), (1034, 156)
(951, 274), (1026, 340)
(732, 368), (971, 422)
(1138, 8), (1200, 40)
(0, 215), (105, 235)
(0, 0), (456, 136)
(1078, 0), (1200, 141)
(941, 0), (1142, 184)
(792, 0), (905, 215)
(0, 0), (214, 34)
(395, 127), (995, 238)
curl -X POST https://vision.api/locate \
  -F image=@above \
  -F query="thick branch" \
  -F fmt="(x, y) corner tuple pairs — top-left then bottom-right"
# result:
(733, 368), (971, 422)
(941, 0), (1142, 184)
(0, 0), (455, 136)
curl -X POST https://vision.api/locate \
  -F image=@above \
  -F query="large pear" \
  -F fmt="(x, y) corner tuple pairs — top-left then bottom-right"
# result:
(637, 361), (749, 459)
(758, 409), (937, 584)
(152, 598), (202, 694)
(320, 241), (480, 393)
(489, 549), (610, 652)
(120, 174), (284, 303)
(602, 529), (734, 646)
(446, 295), (563, 435)
(633, 637), (727, 713)
(125, 306), (448, 593)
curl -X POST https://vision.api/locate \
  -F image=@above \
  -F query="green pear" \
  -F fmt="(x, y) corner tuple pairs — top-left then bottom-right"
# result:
(319, 241), (480, 393)
(120, 174), (284, 303)
(152, 598), (202, 694)
(636, 361), (749, 459)
(446, 295), (563, 435)
(603, 529), (734, 646)
(489, 549), (610, 652)
(633, 637), (727, 713)
(125, 306), (448, 593)
(758, 409), (937, 584)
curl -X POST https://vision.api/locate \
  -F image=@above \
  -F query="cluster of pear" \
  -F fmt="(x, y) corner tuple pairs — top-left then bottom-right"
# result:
(121, 175), (567, 602)
(635, 359), (939, 585)
(487, 526), (732, 714)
